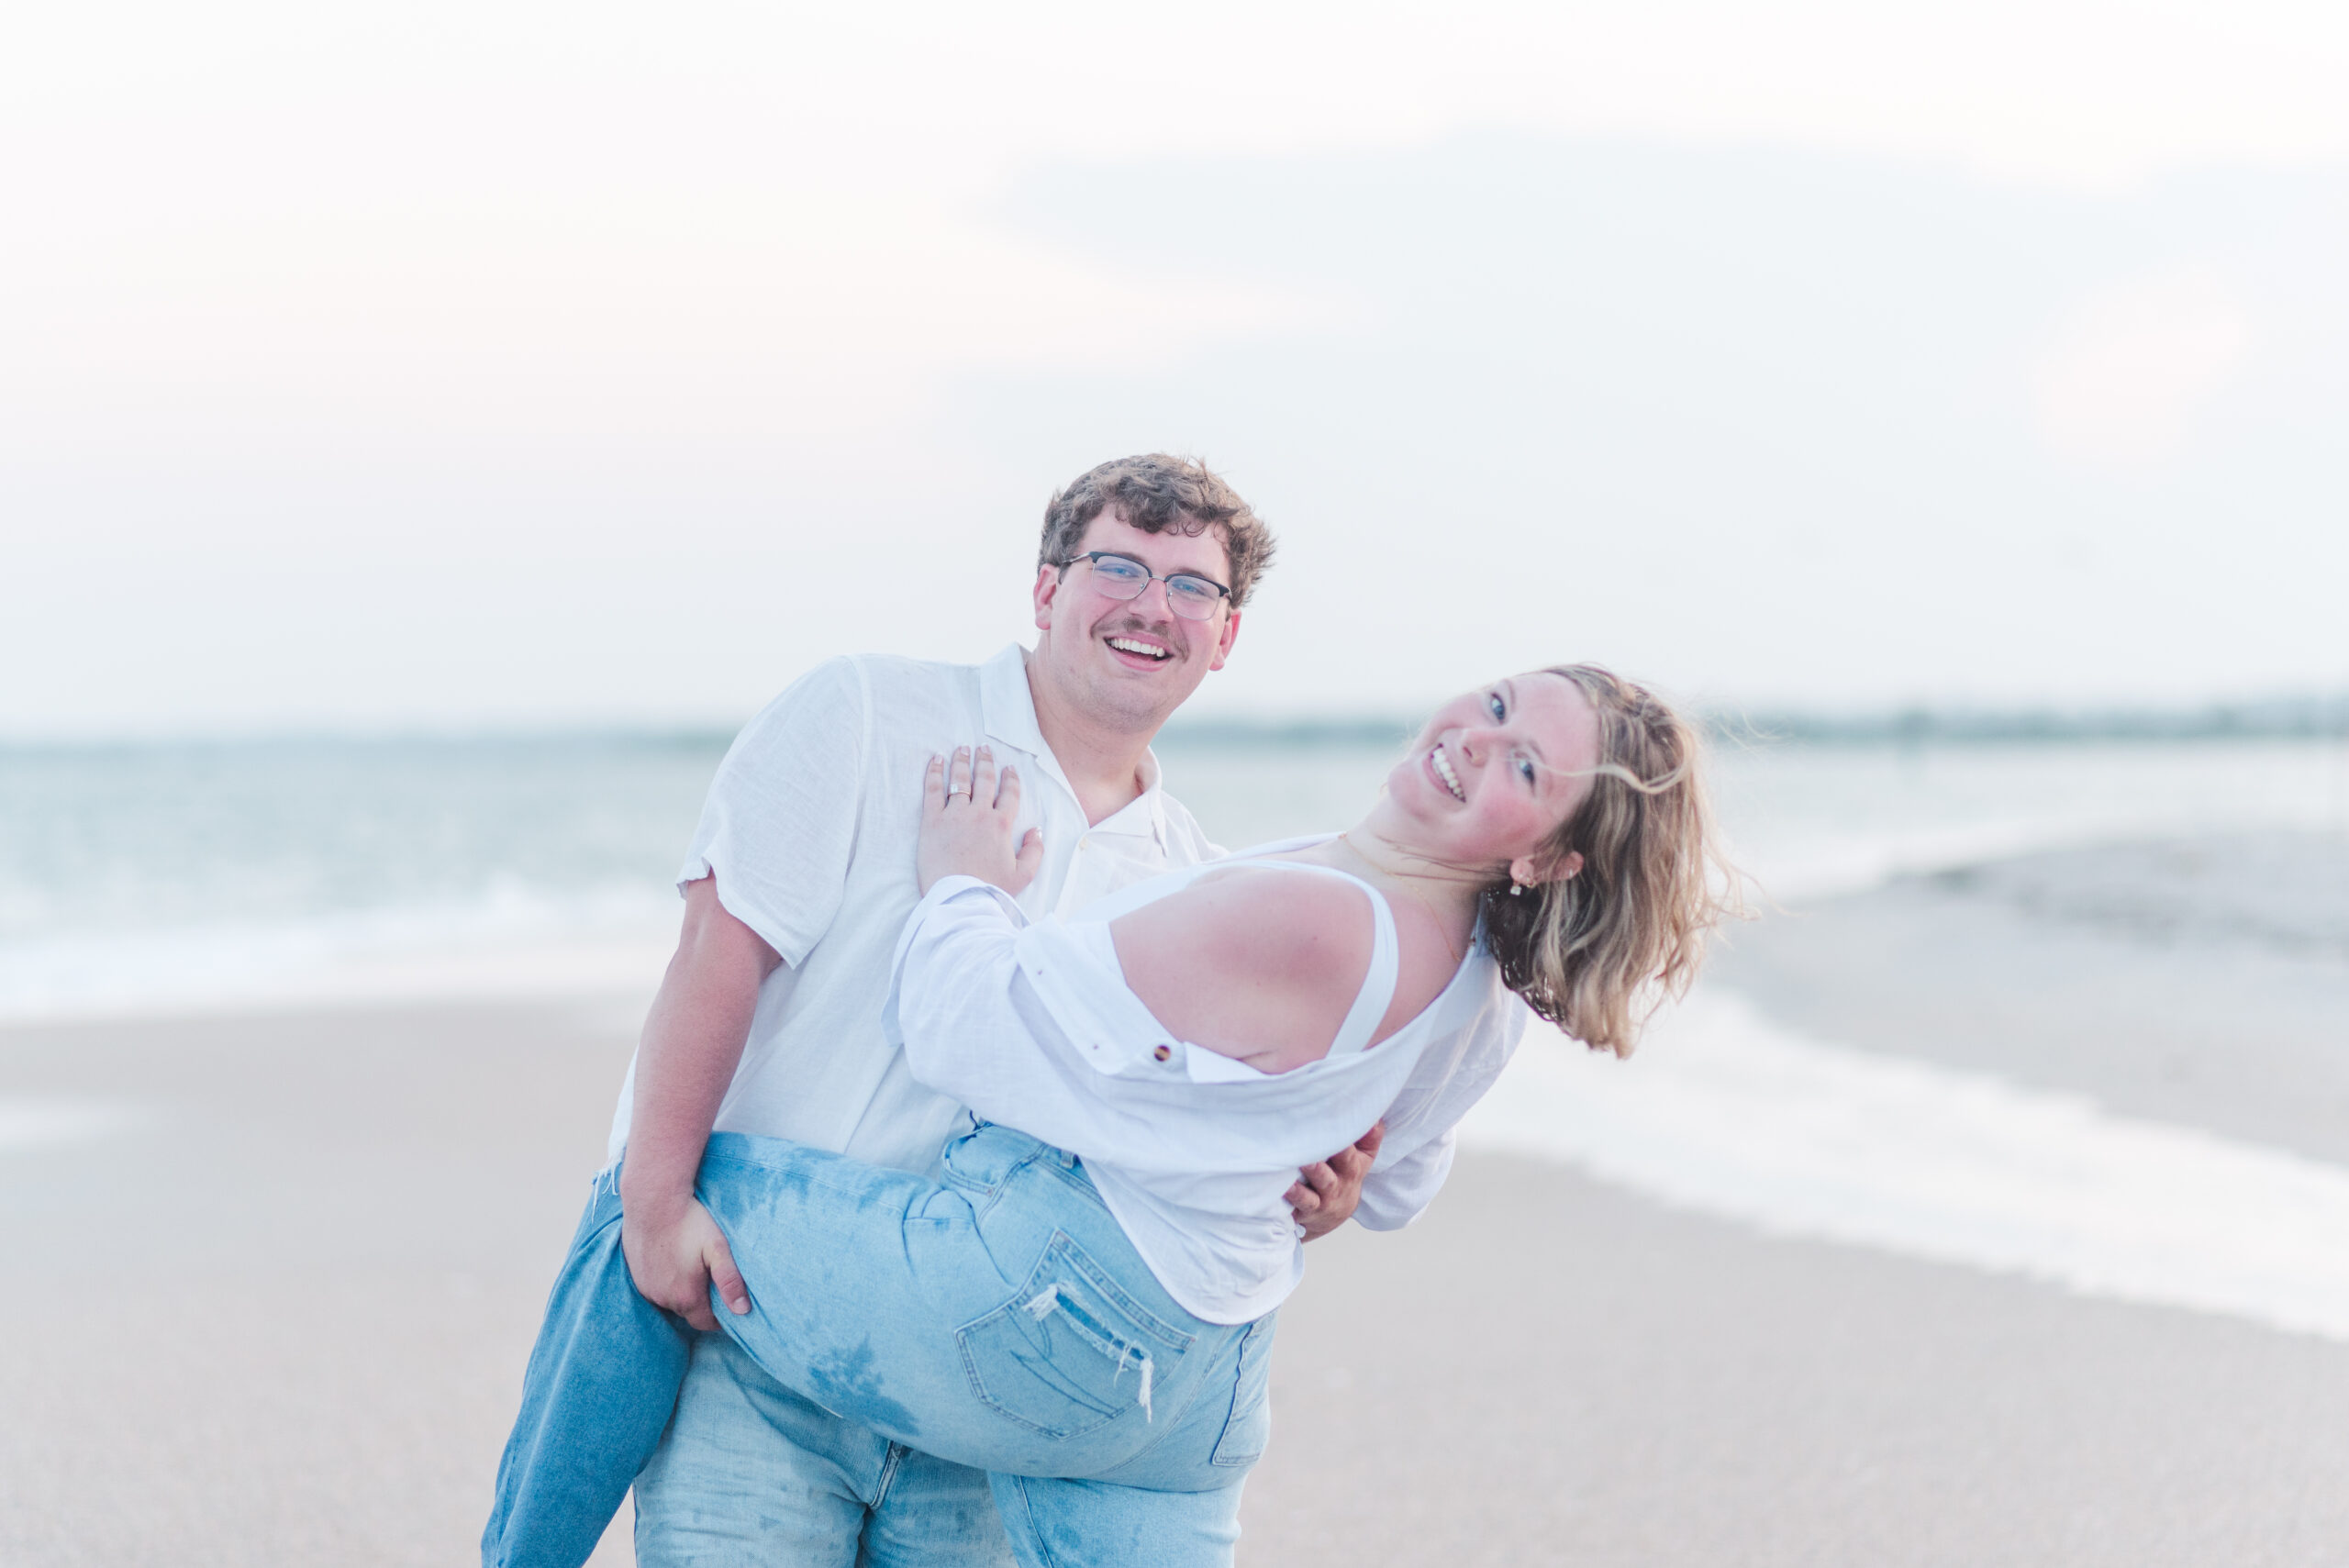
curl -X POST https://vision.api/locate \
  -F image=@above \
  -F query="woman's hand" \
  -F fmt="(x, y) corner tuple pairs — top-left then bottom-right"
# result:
(918, 746), (1044, 895)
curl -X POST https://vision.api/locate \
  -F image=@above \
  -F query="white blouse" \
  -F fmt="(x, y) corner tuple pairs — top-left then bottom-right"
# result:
(882, 838), (1531, 1324)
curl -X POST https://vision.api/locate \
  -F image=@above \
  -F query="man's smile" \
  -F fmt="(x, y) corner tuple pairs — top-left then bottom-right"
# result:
(1104, 633), (1175, 667)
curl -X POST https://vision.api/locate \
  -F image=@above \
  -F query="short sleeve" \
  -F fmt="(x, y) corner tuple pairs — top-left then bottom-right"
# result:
(678, 657), (871, 967)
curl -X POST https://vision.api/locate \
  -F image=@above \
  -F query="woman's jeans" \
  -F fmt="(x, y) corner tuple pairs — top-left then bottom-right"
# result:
(483, 1124), (1277, 1568)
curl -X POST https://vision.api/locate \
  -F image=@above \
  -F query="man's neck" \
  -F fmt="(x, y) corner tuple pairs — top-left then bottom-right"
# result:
(1023, 651), (1159, 827)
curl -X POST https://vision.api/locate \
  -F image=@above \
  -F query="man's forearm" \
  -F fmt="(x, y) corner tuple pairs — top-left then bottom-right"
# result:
(618, 1001), (751, 1219)
(619, 877), (785, 1216)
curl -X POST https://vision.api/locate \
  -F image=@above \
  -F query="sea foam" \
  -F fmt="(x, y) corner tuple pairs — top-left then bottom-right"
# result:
(1464, 988), (2349, 1342)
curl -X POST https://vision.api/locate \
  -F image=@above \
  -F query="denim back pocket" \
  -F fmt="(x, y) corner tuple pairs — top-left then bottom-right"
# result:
(957, 1232), (1195, 1440)
(1209, 1315), (1277, 1468)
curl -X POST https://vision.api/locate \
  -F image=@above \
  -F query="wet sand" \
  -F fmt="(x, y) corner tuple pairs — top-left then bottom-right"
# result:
(1249, 1155), (2349, 1565)
(5, 832), (2347, 1564)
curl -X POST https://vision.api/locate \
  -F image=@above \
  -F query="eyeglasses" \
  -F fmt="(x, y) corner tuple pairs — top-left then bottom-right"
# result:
(1055, 551), (1233, 621)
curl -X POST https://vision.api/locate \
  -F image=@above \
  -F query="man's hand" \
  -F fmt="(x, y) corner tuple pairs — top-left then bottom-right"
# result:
(1286, 1121), (1384, 1242)
(620, 1196), (751, 1332)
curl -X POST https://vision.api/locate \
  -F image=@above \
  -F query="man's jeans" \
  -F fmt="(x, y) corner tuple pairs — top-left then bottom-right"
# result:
(635, 1332), (1013, 1567)
(484, 1124), (1275, 1568)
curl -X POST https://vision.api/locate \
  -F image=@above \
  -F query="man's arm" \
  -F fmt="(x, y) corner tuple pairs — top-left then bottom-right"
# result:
(618, 875), (785, 1331)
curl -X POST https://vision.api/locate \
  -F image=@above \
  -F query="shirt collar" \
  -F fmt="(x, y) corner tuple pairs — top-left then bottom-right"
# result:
(980, 642), (1169, 848)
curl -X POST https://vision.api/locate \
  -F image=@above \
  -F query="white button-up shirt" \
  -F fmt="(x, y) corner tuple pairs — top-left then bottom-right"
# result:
(605, 644), (1219, 1176)
(885, 854), (1531, 1323)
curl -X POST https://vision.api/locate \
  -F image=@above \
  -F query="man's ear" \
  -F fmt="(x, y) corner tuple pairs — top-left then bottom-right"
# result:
(1032, 563), (1061, 633)
(1205, 607), (1241, 673)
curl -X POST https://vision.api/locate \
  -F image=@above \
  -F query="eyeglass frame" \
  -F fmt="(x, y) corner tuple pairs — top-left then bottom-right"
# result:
(1052, 550), (1235, 619)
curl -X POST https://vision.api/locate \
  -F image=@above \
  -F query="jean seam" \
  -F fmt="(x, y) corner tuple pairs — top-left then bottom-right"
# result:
(1208, 1318), (1274, 1468)
(869, 1441), (907, 1512)
(1005, 1475), (1066, 1568)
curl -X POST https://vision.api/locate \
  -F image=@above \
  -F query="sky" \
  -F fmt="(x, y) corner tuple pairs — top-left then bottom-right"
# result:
(4, 1), (2346, 736)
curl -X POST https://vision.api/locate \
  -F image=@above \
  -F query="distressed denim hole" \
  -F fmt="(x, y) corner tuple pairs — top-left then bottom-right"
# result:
(956, 1233), (1192, 1440)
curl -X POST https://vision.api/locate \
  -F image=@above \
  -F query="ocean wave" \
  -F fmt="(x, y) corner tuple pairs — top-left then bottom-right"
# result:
(1465, 990), (2349, 1343)
(0, 886), (676, 1023)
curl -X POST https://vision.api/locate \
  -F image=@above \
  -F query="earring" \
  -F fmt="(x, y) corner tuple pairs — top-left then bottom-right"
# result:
(1508, 882), (1526, 896)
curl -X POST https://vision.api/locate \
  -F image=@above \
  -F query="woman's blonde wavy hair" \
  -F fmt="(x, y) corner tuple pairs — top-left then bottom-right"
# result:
(1476, 664), (1739, 1057)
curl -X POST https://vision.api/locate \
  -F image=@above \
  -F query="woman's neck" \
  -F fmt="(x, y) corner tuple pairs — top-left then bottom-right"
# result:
(1324, 822), (1486, 928)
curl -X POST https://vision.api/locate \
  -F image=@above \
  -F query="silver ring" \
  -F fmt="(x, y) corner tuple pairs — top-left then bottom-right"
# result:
(946, 789), (971, 800)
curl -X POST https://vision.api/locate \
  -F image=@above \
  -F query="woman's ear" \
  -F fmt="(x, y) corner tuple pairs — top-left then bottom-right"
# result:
(1514, 851), (1584, 886)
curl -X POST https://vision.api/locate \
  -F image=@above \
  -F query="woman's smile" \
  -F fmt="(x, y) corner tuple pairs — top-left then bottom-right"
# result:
(1427, 743), (1467, 801)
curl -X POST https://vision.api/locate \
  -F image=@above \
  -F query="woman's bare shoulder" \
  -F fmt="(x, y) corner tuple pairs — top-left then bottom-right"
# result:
(1144, 865), (1374, 965)
(1108, 866), (1374, 1066)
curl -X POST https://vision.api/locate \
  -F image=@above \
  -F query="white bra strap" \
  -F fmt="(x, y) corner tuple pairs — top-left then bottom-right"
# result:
(1325, 873), (1400, 1056)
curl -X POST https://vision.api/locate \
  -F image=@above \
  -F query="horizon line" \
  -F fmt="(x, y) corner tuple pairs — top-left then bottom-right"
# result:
(4, 693), (2347, 752)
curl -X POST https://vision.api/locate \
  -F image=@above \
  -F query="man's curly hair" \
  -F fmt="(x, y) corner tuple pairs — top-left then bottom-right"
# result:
(1038, 455), (1275, 608)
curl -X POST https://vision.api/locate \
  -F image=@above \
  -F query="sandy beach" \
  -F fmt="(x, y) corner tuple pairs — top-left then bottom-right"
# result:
(0, 998), (643, 1566)
(5, 831), (2347, 1565)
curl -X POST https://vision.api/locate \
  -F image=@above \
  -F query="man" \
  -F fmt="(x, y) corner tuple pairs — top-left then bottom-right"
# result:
(495, 455), (1383, 1567)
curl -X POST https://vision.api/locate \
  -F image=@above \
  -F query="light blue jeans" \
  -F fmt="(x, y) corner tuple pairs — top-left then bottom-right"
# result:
(633, 1331), (1015, 1567)
(484, 1124), (1275, 1568)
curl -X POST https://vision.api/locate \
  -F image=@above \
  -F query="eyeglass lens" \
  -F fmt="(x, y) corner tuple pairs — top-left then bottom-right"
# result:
(1085, 557), (1224, 620)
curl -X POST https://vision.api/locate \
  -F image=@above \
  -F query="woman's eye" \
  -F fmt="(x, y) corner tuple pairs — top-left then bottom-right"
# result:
(1517, 758), (1537, 785)
(1486, 692), (1506, 720)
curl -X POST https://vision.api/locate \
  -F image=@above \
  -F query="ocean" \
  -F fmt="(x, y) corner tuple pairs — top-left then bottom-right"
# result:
(1, 726), (2343, 1023)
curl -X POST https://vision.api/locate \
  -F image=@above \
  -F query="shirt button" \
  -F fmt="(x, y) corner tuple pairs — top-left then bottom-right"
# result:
(1152, 1045), (1172, 1062)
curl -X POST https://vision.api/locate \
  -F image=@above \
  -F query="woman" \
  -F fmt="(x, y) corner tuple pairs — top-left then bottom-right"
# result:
(486, 665), (1731, 1568)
